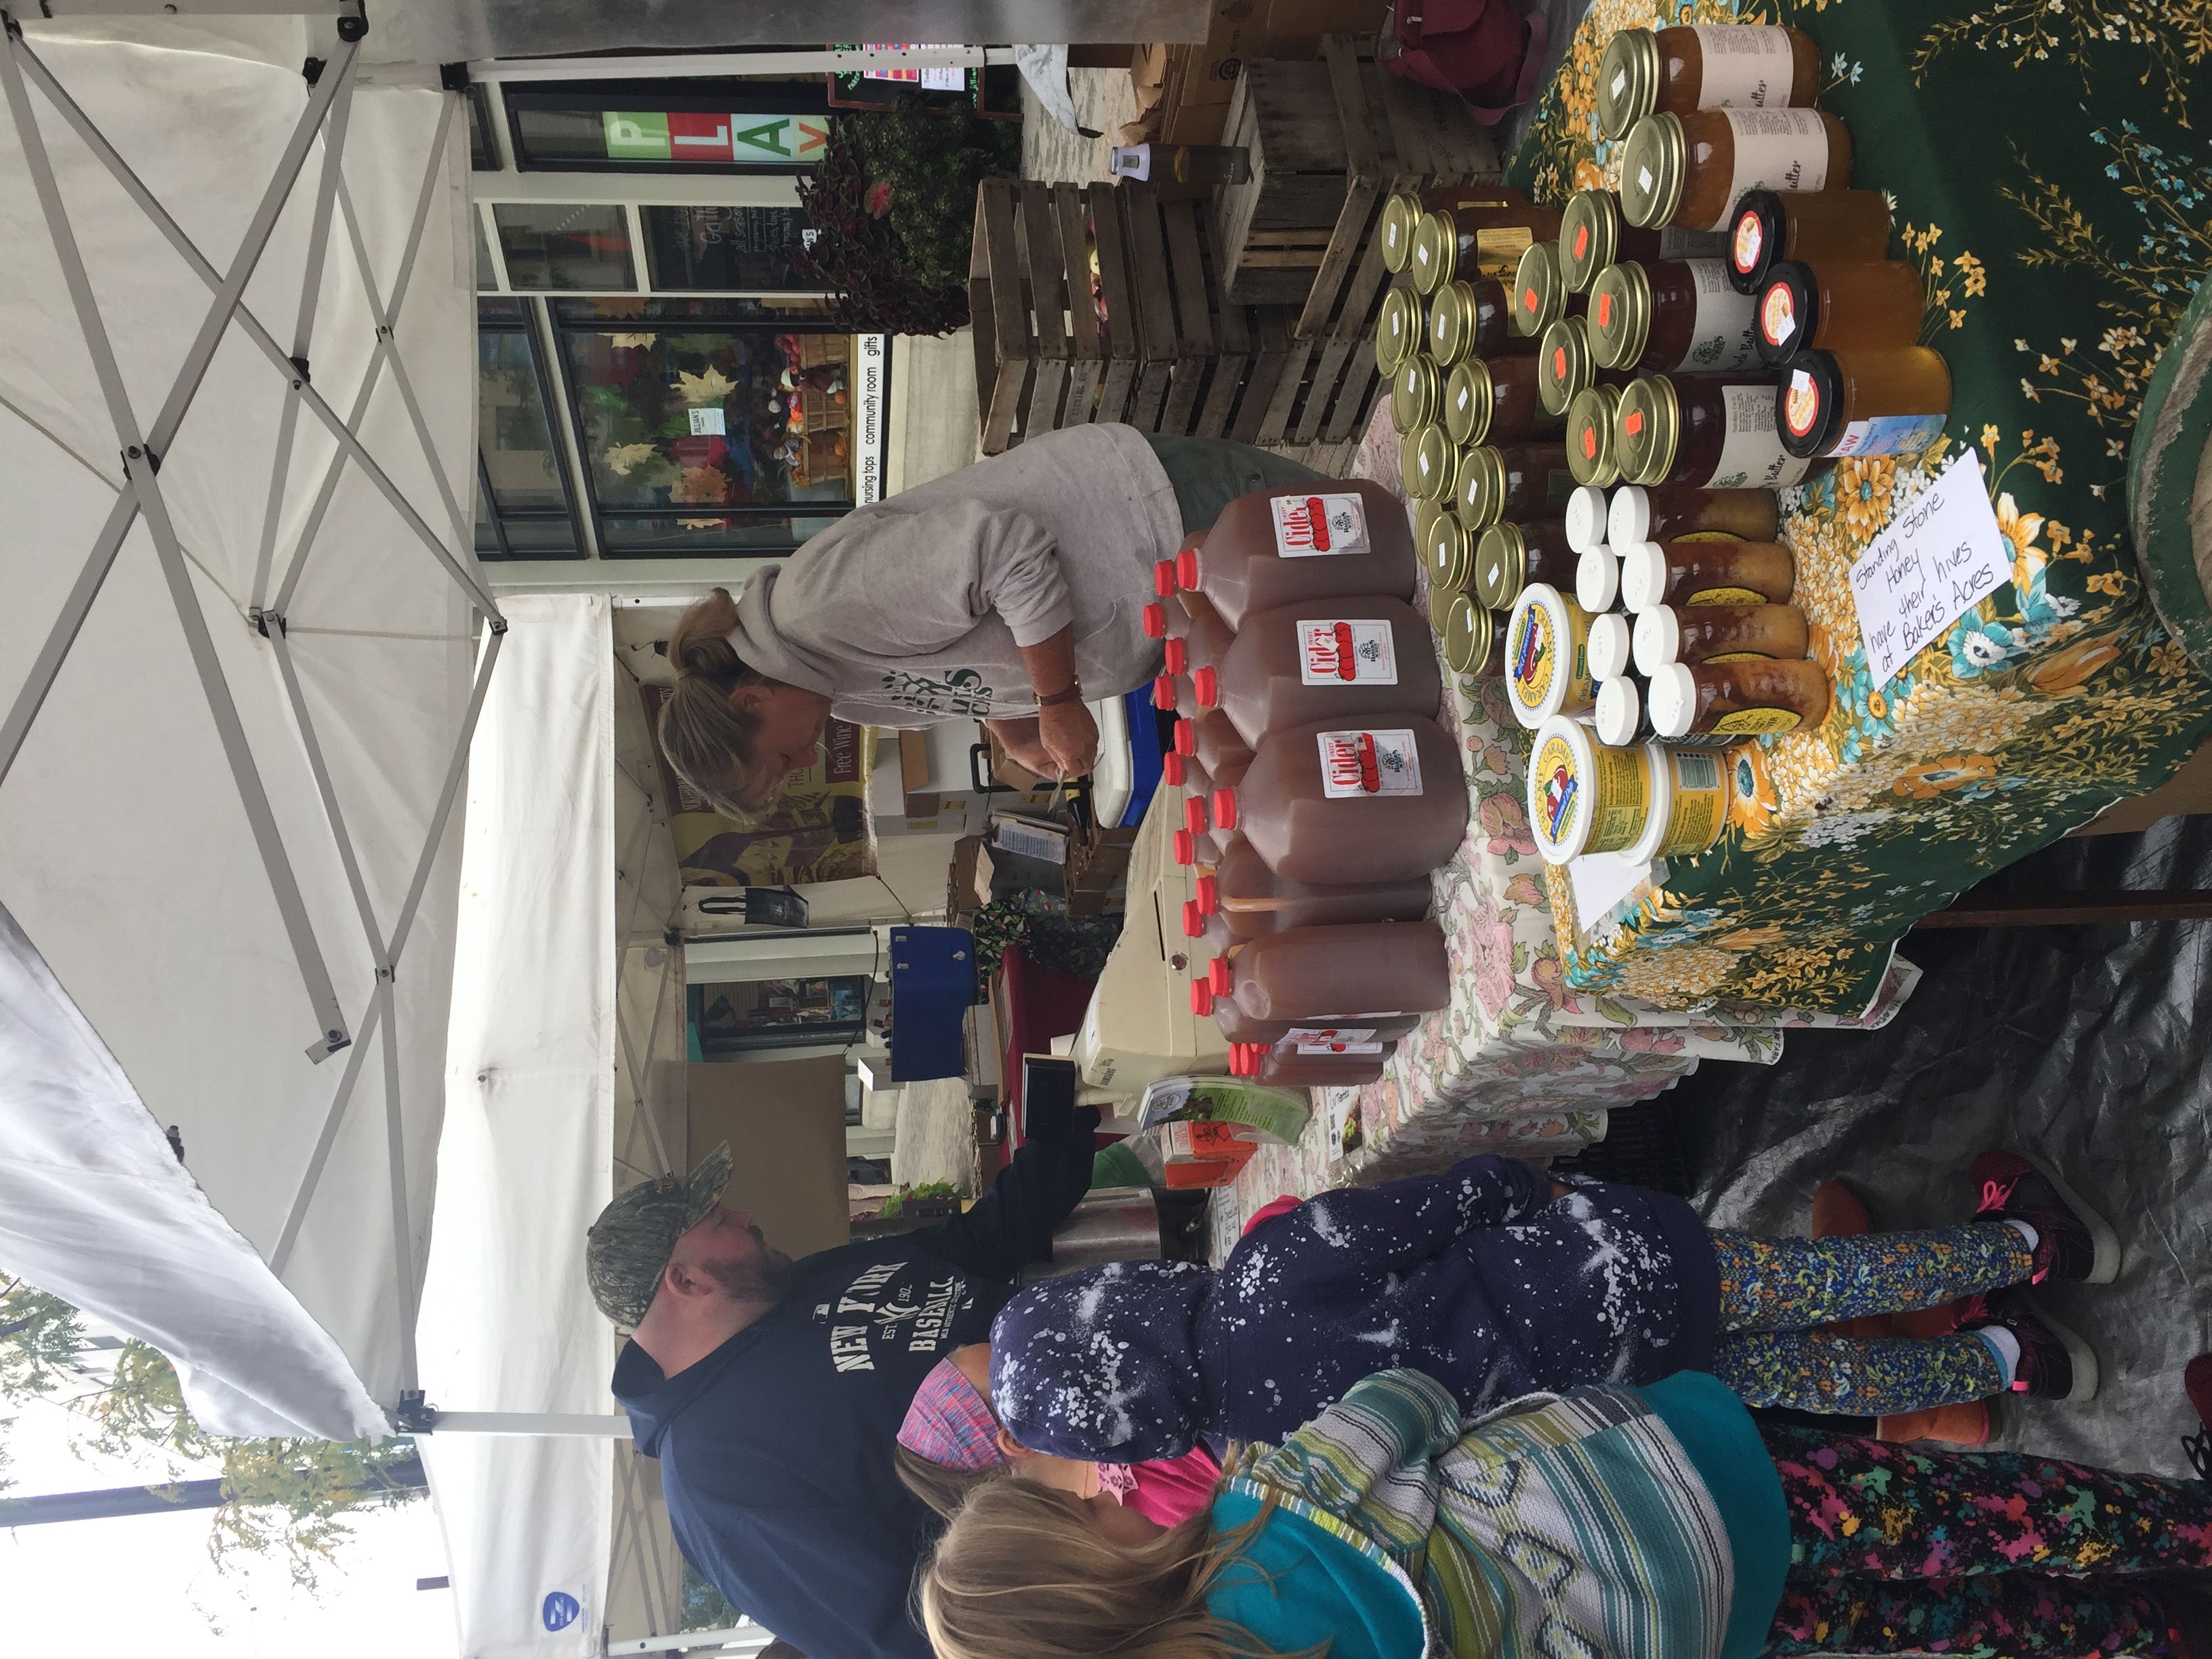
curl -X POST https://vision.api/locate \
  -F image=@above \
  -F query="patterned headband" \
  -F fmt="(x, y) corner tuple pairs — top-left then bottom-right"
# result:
(896, 1358), (1006, 1472)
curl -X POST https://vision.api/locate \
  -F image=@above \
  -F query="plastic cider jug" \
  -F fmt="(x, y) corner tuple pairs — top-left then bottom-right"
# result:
(1176, 480), (1416, 627)
(1220, 921), (1452, 1023)
(1231, 1041), (1387, 1086)
(1191, 707), (1254, 775)
(1206, 997), (1420, 1047)
(1210, 596), (1443, 747)
(1212, 838), (1433, 939)
(1212, 716), (1467, 883)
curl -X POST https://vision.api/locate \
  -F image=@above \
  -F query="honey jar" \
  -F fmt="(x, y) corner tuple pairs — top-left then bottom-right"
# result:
(1727, 186), (1895, 293)
(1754, 259), (1927, 365)
(1778, 346), (1952, 459)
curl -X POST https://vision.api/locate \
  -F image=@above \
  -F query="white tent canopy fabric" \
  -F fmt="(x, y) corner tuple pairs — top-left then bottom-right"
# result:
(0, 9), (488, 1441)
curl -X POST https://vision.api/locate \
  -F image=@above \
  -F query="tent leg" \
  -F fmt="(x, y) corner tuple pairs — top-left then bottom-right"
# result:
(377, 978), (420, 1391)
(0, 20), (353, 1055)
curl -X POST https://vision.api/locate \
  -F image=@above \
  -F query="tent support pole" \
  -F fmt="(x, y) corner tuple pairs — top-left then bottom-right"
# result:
(0, 487), (136, 787)
(407, 1412), (636, 1436)
(266, 617), (386, 958)
(0, 20), (355, 1056)
(249, 68), (355, 612)
(270, 985), (383, 1275)
(377, 978), (420, 1391)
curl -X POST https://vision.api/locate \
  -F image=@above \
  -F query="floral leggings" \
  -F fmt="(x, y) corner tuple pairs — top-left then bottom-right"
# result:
(1761, 1423), (2212, 1655)
(1709, 1225), (2033, 1416)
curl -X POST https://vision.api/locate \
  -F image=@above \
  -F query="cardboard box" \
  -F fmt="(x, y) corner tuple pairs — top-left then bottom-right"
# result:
(993, 815), (1071, 865)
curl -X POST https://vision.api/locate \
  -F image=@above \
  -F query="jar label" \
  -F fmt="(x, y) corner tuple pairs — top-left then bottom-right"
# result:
(1711, 705), (1804, 735)
(1716, 108), (1832, 231)
(1681, 258), (1761, 371)
(1655, 746), (1728, 854)
(1702, 649), (1774, 661)
(1475, 225), (1534, 282)
(1827, 413), (1950, 457)
(1658, 228), (1729, 258)
(1298, 619), (1401, 686)
(1711, 381), (1815, 489)
(1294, 1040), (1386, 1056)
(1272, 493), (1372, 557)
(1317, 728), (1425, 798)
(1691, 24), (1797, 108)
(1286, 1025), (1380, 1045)
(1686, 585), (1769, 605)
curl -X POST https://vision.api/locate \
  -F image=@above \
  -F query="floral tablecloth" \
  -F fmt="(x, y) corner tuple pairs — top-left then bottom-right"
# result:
(1508, 0), (2212, 1015)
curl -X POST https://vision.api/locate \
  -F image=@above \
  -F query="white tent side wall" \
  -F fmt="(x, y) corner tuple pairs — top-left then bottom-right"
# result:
(418, 595), (619, 1659)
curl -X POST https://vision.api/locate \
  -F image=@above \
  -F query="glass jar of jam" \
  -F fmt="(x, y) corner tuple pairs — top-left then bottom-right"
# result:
(1755, 259), (1928, 365)
(1378, 191), (1427, 275)
(1454, 441), (1574, 529)
(1437, 590), (1507, 676)
(1647, 656), (1830, 738)
(1632, 600), (1810, 670)
(1616, 371), (1823, 491)
(1778, 345), (1952, 459)
(1509, 241), (1582, 339)
(1375, 284), (1424, 376)
(1408, 200), (1566, 295)
(1588, 257), (1761, 374)
(1401, 421), (1456, 502)
(1565, 384), (1626, 487)
(1559, 188), (1731, 293)
(1390, 352), (1441, 435)
(1538, 314), (1637, 416)
(1608, 482), (1782, 546)
(1621, 109), (1854, 233)
(1727, 186), (1893, 293)
(1427, 274), (1525, 367)
(1473, 520), (1579, 610)
(1596, 24), (1821, 140)
(1619, 537), (1797, 611)
(1422, 506), (1471, 594)
(1443, 354), (1560, 447)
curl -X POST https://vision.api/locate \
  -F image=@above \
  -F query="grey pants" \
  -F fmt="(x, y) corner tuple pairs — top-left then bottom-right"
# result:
(1139, 432), (1328, 535)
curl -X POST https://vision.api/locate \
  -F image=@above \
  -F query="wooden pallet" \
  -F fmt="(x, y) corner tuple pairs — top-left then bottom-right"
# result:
(1215, 60), (1352, 306)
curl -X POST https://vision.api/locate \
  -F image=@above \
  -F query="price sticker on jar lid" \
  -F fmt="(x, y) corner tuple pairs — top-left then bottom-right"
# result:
(1733, 209), (1764, 273)
(1761, 283), (1798, 346)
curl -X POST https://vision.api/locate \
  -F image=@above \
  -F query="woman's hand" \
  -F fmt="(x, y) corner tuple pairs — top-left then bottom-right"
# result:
(1037, 699), (1099, 780)
(985, 716), (1054, 779)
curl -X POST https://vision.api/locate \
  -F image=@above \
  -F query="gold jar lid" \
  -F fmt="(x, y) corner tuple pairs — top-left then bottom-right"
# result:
(1509, 241), (1568, 337)
(1595, 28), (1661, 141)
(1614, 373), (1681, 485)
(1412, 497), (1446, 561)
(1378, 192), (1425, 274)
(1587, 260), (1654, 369)
(1567, 384), (1624, 487)
(1441, 356), (1494, 446)
(1440, 592), (1496, 676)
(1428, 278), (1477, 367)
(1422, 506), (1471, 593)
(1390, 352), (1441, 434)
(1559, 189), (1625, 293)
(1618, 113), (1688, 229)
(1538, 315), (1595, 415)
(1408, 209), (1455, 295)
(1472, 523), (1529, 610)
(1374, 285), (1420, 375)
(1451, 443), (1508, 529)
(1402, 422), (1456, 501)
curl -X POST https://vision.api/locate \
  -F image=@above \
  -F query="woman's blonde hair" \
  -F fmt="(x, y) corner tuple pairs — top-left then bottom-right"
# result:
(917, 1477), (1305, 1659)
(895, 1441), (1005, 1519)
(659, 587), (778, 821)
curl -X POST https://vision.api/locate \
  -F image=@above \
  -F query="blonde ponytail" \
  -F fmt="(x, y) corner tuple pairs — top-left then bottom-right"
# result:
(658, 587), (779, 821)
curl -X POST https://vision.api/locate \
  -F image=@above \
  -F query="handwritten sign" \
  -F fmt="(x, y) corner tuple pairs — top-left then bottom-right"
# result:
(1848, 450), (2009, 690)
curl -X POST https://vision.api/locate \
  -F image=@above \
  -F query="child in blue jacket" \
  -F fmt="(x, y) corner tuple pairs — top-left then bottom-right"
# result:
(988, 1148), (2112, 1462)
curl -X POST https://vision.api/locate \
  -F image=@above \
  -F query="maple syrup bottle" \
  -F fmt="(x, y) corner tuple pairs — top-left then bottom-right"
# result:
(1587, 257), (1761, 375)
(1727, 186), (1893, 293)
(1212, 716), (1467, 884)
(1209, 838), (1434, 939)
(1176, 480), (1415, 626)
(1647, 657), (1832, 738)
(1219, 921), (1452, 1022)
(1620, 109), (1855, 233)
(1597, 24), (1820, 140)
(1204, 597), (1443, 748)
(1472, 520), (1579, 611)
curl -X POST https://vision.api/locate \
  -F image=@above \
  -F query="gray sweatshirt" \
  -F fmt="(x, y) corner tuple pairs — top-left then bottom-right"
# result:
(725, 426), (1182, 727)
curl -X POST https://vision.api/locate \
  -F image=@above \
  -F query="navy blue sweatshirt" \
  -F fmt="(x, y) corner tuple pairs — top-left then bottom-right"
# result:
(991, 1155), (1721, 1462)
(613, 1106), (1098, 1659)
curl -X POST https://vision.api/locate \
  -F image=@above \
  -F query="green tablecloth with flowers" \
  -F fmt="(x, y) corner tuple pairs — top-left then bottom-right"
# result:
(1505, 0), (2212, 1015)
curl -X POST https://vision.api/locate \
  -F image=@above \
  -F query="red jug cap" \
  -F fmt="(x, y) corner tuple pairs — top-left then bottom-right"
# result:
(1183, 796), (1208, 836)
(1172, 720), (1195, 756)
(1189, 979), (1214, 1015)
(1154, 559), (1177, 596)
(1162, 637), (1188, 674)
(1181, 899), (1204, 938)
(1193, 665), (1219, 708)
(1162, 751), (1186, 785)
(1172, 829), (1195, 865)
(1174, 547), (1199, 590)
(1208, 957), (1233, 994)
(1193, 874), (1218, 914)
(1152, 674), (1176, 710)
(1142, 601), (1167, 638)
(1212, 787), (1239, 830)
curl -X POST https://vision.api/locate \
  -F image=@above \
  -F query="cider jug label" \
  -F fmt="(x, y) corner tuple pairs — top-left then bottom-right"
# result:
(1297, 618), (1401, 686)
(1271, 493), (1372, 558)
(1317, 728), (1425, 798)
(1286, 1025), (1380, 1044)
(1294, 1040), (1387, 1055)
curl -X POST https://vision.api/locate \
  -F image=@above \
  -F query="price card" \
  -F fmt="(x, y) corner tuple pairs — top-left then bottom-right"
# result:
(1848, 450), (2011, 689)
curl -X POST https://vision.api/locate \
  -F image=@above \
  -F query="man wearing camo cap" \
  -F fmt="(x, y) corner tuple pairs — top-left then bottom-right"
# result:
(590, 1096), (1099, 1659)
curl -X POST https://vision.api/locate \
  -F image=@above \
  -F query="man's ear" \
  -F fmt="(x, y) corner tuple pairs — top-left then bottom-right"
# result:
(663, 1256), (708, 1300)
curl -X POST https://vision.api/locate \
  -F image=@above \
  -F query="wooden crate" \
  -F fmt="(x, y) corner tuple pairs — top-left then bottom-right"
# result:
(1214, 60), (1351, 306)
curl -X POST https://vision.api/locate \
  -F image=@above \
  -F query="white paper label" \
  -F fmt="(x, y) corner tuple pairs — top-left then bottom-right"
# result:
(688, 406), (727, 436)
(1568, 850), (1652, 922)
(1690, 24), (1795, 108)
(1316, 728), (1424, 798)
(1849, 449), (2009, 690)
(1286, 1025), (1380, 1044)
(1678, 258), (1761, 371)
(1298, 619), (1400, 686)
(1709, 382), (1814, 490)
(1294, 1040), (1386, 1056)
(1716, 108), (1832, 230)
(1271, 492), (1372, 558)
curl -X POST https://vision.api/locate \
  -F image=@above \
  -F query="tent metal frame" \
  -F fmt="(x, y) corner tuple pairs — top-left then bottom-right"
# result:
(0, 0), (502, 1410)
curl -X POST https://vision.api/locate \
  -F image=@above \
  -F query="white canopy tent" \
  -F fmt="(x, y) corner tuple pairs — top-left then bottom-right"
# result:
(0, 3), (491, 1442)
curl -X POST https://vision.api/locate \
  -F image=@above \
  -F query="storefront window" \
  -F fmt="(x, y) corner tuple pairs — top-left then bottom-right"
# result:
(642, 205), (815, 293)
(475, 301), (582, 559)
(493, 202), (636, 291)
(692, 977), (869, 1055)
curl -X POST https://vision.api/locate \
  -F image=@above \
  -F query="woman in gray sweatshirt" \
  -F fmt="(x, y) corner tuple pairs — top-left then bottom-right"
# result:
(656, 426), (1320, 817)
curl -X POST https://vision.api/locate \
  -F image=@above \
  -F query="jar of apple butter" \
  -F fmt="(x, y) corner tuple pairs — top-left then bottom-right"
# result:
(1427, 275), (1525, 367)
(1565, 384), (1626, 487)
(1620, 109), (1854, 233)
(1616, 371), (1823, 491)
(1596, 24), (1821, 140)
(1455, 441), (1576, 529)
(1443, 354), (1561, 447)
(1473, 520), (1580, 611)
(1557, 187), (1728, 293)
(1409, 200), (1566, 295)
(1589, 257), (1761, 374)
(1391, 352), (1441, 435)
(1375, 283), (1424, 376)
(1536, 314), (1632, 416)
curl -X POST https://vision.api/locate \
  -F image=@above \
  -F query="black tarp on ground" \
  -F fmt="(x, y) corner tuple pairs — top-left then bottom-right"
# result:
(1659, 813), (2212, 1477)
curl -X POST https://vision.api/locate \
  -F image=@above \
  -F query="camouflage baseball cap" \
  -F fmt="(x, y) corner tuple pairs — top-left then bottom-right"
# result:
(585, 1143), (734, 1328)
